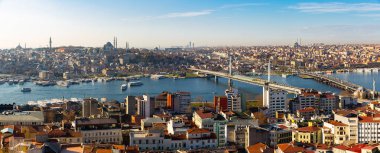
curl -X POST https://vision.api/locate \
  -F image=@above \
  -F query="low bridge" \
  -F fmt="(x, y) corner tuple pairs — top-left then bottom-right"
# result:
(189, 68), (303, 94)
(299, 72), (362, 92)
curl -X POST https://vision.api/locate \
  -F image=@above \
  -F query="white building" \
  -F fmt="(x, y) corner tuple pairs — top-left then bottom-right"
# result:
(358, 116), (380, 143)
(225, 88), (242, 112)
(192, 110), (228, 147)
(333, 110), (358, 143)
(323, 120), (349, 145)
(73, 118), (123, 144)
(137, 95), (154, 118)
(264, 89), (288, 116)
(167, 117), (189, 135)
(129, 128), (217, 151)
(0, 111), (44, 126)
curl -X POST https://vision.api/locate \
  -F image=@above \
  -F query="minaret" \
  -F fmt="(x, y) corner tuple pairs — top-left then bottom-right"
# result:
(373, 78), (376, 99)
(49, 37), (52, 51)
(113, 37), (116, 49)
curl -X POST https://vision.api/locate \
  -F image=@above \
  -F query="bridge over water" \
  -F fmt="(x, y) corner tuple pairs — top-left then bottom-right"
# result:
(189, 68), (303, 94)
(299, 72), (363, 92)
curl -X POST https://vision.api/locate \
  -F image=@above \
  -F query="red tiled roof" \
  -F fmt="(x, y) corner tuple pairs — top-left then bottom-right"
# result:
(297, 107), (315, 113)
(348, 144), (368, 152)
(187, 128), (210, 134)
(295, 126), (320, 132)
(246, 143), (268, 153)
(334, 145), (350, 150)
(328, 120), (348, 126)
(195, 110), (213, 119)
(277, 143), (305, 153)
(359, 116), (380, 123)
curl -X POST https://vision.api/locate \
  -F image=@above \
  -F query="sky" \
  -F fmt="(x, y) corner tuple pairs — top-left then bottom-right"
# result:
(1, 0), (380, 49)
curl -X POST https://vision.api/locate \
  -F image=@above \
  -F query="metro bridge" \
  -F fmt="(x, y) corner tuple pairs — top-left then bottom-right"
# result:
(189, 68), (303, 94)
(299, 72), (362, 93)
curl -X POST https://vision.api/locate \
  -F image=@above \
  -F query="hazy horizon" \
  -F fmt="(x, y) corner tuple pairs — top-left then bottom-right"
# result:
(1, 0), (380, 49)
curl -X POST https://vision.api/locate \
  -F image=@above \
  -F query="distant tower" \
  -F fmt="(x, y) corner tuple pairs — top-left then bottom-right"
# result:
(373, 78), (376, 99)
(192, 42), (194, 49)
(24, 43), (26, 49)
(49, 37), (52, 51)
(113, 37), (116, 49)
(268, 60), (271, 82)
(116, 37), (118, 49)
(228, 55), (233, 89)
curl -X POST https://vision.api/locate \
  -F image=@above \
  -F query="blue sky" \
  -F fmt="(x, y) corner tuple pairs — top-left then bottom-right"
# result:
(0, 0), (380, 49)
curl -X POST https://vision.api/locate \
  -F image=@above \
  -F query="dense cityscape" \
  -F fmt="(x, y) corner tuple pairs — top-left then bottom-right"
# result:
(2, 0), (380, 153)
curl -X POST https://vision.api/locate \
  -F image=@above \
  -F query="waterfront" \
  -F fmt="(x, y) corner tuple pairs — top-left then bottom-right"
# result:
(0, 75), (342, 105)
(0, 71), (378, 105)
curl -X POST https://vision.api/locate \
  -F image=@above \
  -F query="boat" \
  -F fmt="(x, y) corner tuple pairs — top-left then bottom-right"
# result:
(121, 84), (128, 90)
(68, 80), (80, 85)
(281, 74), (289, 78)
(128, 81), (143, 87)
(21, 87), (31, 92)
(151, 75), (165, 80)
(57, 81), (69, 87)
(8, 80), (14, 85)
(18, 80), (25, 85)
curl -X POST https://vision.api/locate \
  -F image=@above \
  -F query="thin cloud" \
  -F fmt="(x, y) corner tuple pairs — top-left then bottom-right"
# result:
(159, 10), (214, 18)
(357, 13), (380, 17)
(290, 2), (380, 13)
(220, 3), (267, 9)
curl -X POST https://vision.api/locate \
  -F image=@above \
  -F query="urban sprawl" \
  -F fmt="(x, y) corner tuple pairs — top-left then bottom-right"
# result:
(1, 40), (380, 153)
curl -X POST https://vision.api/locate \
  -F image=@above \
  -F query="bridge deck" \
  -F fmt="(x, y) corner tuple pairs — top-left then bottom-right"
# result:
(190, 68), (302, 94)
(299, 72), (362, 92)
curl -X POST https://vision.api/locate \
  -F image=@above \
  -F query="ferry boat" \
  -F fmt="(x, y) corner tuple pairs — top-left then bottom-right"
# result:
(57, 81), (69, 87)
(21, 87), (31, 92)
(128, 81), (143, 87)
(121, 84), (128, 90)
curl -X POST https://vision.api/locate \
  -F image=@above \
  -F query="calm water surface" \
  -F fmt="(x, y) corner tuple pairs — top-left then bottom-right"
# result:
(0, 71), (375, 105)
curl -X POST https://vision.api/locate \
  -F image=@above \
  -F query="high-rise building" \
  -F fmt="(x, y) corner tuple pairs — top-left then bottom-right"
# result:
(82, 98), (99, 117)
(167, 92), (191, 113)
(225, 88), (242, 112)
(49, 37), (52, 51)
(125, 96), (137, 115)
(136, 95), (154, 118)
(263, 89), (288, 116)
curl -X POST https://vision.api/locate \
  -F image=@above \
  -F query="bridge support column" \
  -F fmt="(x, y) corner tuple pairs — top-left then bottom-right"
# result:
(215, 76), (219, 83)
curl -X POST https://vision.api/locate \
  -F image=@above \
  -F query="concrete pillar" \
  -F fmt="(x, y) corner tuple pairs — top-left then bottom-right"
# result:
(215, 76), (219, 83)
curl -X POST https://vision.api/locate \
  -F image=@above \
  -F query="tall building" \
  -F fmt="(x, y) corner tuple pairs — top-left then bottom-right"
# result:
(225, 88), (242, 112)
(358, 116), (380, 143)
(264, 89), (288, 116)
(49, 37), (52, 51)
(136, 95), (154, 118)
(125, 96), (137, 115)
(214, 96), (228, 112)
(319, 92), (338, 113)
(333, 109), (358, 144)
(167, 92), (191, 113)
(82, 98), (99, 117)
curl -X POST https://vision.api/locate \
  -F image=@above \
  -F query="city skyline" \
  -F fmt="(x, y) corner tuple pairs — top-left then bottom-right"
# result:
(1, 0), (380, 49)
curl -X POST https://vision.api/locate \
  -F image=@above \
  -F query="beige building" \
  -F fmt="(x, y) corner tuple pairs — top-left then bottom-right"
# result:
(323, 120), (349, 145)
(333, 109), (358, 143)
(292, 126), (322, 144)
